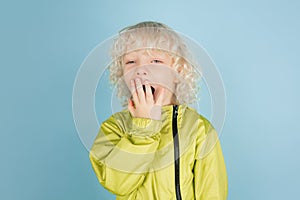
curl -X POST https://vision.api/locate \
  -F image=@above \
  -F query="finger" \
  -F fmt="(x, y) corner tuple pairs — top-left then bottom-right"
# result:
(127, 98), (135, 116)
(128, 97), (135, 108)
(135, 78), (145, 103)
(144, 81), (154, 103)
(155, 88), (165, 106)
(130, 79), (139, 103)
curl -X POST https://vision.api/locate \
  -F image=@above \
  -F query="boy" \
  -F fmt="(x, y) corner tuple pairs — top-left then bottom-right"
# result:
(89, 21), (228, 200)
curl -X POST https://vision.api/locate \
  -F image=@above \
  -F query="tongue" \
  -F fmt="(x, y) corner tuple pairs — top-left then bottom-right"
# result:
(142, 85), (155, 95)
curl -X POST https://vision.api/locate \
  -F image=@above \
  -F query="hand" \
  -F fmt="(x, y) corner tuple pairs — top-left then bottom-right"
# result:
(128, 78), (165, 120)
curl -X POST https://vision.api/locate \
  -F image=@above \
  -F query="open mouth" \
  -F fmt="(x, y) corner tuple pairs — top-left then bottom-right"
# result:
(142, 85), (155, 95)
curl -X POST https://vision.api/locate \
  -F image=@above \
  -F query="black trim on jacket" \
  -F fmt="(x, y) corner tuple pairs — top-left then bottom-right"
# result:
(172, 105), (182, 200)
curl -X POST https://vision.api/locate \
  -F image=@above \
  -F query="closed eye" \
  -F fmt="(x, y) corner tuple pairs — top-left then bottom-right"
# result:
(151, 59), (163, 64)
(125, 60), (136, 65)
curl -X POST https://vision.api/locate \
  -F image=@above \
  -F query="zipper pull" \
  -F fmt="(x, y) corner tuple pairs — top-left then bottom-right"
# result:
(173, 105), (178, 118)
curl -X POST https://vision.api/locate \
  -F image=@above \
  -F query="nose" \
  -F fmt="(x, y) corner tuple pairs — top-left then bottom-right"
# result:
(135, 67), (148, 76)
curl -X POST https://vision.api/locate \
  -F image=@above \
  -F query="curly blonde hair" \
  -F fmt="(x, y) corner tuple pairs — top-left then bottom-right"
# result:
(108, 21), (201, 106)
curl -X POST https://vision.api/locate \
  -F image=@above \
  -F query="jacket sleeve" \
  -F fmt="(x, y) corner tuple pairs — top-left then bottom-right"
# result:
(89, 114), (161, 196)
(194, 119), (228, 200)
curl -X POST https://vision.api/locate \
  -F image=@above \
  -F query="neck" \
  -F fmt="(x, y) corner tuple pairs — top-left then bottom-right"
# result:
(161, 94), (178, 106)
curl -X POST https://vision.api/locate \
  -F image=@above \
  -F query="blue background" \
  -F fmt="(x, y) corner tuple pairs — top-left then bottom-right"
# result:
(1, 0), (299, 199)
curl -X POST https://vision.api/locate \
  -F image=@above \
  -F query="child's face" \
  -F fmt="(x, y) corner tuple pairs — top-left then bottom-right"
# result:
(122, 49), (179, 103)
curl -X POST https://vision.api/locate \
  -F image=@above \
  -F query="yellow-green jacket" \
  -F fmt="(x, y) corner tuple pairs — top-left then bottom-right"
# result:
(89, 104), (228, 200)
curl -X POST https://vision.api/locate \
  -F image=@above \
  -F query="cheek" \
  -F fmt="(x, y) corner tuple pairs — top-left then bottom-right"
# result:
(122, 68), (135, 89)
(151, 66), (177, 80)
(122, 74), (131, 89)
(150, 67), (177, 92)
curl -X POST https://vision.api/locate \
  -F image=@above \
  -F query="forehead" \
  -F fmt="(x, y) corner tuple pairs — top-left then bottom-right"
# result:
(123, 49), (172, 58)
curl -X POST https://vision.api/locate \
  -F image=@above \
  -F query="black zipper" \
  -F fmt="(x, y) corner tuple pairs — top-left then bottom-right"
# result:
(172, 105), (182, 200)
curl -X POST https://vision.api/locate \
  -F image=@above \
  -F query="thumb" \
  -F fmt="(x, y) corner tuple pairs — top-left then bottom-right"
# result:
(128, 98), (135, 114)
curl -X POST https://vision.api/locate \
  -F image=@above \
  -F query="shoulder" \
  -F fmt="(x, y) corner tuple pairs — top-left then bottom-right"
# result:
(101, 109), (132, 132)
(180, 104), (215, 135)
(181, 105), (213, 126)
(110, 109), (131, 122)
